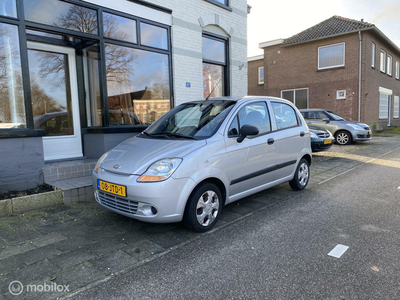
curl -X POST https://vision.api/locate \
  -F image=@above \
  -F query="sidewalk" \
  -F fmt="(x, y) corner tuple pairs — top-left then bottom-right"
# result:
(1, 135), (399, 299)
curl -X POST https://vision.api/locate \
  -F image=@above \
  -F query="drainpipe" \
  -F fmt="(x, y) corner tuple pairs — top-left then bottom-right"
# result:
(358, 31), (362, 122)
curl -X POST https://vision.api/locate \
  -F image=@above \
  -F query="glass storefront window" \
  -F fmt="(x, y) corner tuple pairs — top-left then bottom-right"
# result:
(0, 23), (25, 128)
(105, 43), (170, 125)
(24, 0), (98, 35)
(83, 44), (102, 127)
(0, 0), (16, 18)
(103, 12), (137, 44)
(140, 23), (168, 50)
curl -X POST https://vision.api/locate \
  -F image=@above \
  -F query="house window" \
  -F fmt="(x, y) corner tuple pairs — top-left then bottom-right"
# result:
(379, 89), (391, 119)
(0, 23), (26, 128)
(394, 96), (399, 119)
(387, 54), (392, 76)
(258, 66), (264, 85)
(0, 0), (16, 17)
(318, 43), (345, 70)
(371, 43), (375, 68)
(202, 34), (228, 98)
(281, 88), (308, 109)
(396, 61), (399, 79)
(380, 50), (386, 73)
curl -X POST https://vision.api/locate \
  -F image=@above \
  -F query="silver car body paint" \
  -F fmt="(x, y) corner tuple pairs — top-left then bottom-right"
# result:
(93, 96), (312, 223)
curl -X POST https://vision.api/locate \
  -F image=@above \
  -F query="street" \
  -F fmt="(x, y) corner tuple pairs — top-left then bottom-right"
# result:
(70, 138), (400, 300)
(1, 136), (400, 300)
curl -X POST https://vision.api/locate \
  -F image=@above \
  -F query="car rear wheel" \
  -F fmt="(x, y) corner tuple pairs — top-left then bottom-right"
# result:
(335, 130), (352, 145)
(289, 158), (310, 191)
(183, 182), (222, 232)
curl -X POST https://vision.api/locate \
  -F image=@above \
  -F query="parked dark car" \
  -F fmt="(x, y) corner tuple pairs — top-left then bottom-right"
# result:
(309, 125), (333, 152)
(300, 109), (371, 145)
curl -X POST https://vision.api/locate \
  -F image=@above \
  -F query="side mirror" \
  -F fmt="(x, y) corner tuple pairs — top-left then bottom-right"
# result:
(237, 124), (259, 143)
(322, 117), (330, 123)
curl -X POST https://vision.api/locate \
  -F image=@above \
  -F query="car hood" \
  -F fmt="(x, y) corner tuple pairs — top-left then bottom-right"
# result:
(101, 136), (207, 175)
(342, 121), (369, 129)
(308, 125), (328, 133)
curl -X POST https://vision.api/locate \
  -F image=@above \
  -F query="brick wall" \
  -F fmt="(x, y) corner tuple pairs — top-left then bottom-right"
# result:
(247, 58), (265, 95)
(149, 0), (248, 106)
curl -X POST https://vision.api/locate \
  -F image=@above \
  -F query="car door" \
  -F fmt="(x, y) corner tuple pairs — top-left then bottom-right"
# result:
(225, 101), (277, 198)
(270, 101), (307, 180)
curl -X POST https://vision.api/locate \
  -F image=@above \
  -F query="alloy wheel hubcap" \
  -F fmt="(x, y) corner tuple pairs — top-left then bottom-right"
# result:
(298, 163), (309, 186)
(196, 190), (219, 227)
(337, 133), (349, 144)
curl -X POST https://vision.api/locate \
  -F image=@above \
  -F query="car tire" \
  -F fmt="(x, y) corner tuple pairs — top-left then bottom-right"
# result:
(289, 158), (310, 191)
(335, 130), (352, 145)
(183, 182), (222, 232)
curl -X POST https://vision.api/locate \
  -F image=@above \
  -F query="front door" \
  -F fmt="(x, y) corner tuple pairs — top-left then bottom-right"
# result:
(27, 42), (82, 161)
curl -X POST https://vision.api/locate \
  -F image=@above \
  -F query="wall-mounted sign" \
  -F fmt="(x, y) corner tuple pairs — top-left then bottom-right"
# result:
(186, 82), (191, 88)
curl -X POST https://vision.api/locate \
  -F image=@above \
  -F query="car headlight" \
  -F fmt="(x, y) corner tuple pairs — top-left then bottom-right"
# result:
(94, 151), (110, 173)
(346, 124), (363, 130)
(137, 158), (182, 182)
(310, 132), (317, 138)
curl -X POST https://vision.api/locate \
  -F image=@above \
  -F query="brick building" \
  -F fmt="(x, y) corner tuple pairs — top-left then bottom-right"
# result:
(248, 16), (400, 129)
(0, 0), (249, 193)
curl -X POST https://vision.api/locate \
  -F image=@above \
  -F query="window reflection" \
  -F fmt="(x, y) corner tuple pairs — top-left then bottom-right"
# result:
(24, 0), (98, 34)
(83, 44), (102, 127)
(202, 37), (225, 63)
(0, 0), (16, 18)
(28, 50), (73, 136)
(203, 63), (223, 98)
(105, 43), (170, 125)
(140, 23), (168, 50)
(103, 12), (137, 44)
(0, 23), (25, 128)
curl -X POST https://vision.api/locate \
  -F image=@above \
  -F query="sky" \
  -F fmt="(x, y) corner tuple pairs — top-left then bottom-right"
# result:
(247, 0), (400, 57)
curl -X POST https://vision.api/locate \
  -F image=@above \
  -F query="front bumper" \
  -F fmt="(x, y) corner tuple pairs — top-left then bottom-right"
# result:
(352, 129), (372, 141)
(311, 139), (333, 152)
(92, 169), (196, 223)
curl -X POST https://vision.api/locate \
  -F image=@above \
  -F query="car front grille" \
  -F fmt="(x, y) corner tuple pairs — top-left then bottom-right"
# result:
(317, 132), (330, 138)
(97, 191), (138, 215)
(357, 134), (371, 138)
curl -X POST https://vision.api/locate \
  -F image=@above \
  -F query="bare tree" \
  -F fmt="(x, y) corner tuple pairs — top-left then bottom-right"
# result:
(56, 5), (97, 34)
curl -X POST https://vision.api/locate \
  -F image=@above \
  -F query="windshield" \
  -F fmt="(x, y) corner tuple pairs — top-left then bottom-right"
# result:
(326, 111), (346, 121)
(142, 100), (236, 139)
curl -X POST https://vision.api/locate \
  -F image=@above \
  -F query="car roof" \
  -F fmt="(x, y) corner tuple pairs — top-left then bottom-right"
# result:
(205, 96), (296, 104)
(299, 108), (330, 112)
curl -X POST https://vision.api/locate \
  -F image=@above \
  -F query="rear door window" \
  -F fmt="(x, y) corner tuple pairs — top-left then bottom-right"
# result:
(271, 102), (299, 130)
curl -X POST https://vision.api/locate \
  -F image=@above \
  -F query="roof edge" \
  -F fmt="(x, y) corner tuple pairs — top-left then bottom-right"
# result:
(247, 54), (264, 61)
(259, 38), (284, 49)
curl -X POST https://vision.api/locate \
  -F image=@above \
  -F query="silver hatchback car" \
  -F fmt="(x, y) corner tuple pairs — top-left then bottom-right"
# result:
(93, 96), (312, 232)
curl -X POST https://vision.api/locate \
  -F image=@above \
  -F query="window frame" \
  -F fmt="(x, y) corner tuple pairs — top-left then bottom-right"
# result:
(371, 42), (375, 68)
(394, 95), (399, 119)
(202, 32), (229, 98)
(380, 49), (386, 73)
(387, 54), (393, 76)
(203, 0), (232, 11)
(396, 60), (399, 80)
(258, 66), (264, 85)
(280, 88), (309, 109)
(317, 42), (345, 70)
(271, 101), (300, 131)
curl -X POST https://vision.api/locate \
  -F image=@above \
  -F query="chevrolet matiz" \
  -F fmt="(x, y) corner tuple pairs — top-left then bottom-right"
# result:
(93, 96), (312, 232)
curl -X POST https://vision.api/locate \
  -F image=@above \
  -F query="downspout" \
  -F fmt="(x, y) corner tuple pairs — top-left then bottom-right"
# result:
(358, 31), (362, 122)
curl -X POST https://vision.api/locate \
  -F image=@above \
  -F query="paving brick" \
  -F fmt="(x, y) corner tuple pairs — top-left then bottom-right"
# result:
(50, 248), (96, 270)
(91, 250), (136, 276)
(31, 232), (68, 248)
(124, 240), (165, 261)
(54, 262), (103, 291)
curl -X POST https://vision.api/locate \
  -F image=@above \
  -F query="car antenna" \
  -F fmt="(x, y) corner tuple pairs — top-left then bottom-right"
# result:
(205, 79), (222, 100)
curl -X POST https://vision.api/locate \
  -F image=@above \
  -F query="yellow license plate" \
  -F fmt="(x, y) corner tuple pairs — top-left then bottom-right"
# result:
(324, 139), (332, 144)
(98, 180), (126, 197)
(369, 130), (372, 135)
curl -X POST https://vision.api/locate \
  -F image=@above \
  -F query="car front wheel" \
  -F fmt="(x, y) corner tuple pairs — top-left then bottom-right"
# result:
(335, 130), (352, 145)
(183, 182), (222, 232)
(289, 158), (310, 191)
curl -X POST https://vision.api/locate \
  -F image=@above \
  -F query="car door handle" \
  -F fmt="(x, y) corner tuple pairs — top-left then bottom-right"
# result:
(267, 138), (274, 145)
(300, 131), (305, 137)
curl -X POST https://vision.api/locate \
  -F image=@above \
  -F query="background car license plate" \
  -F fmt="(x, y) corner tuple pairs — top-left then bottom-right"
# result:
(98, 180), (126, 197)
(324, 139), (332, 144)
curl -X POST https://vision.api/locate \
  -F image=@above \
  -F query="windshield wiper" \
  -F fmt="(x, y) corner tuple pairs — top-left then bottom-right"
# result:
(143, 132), (196, 139)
